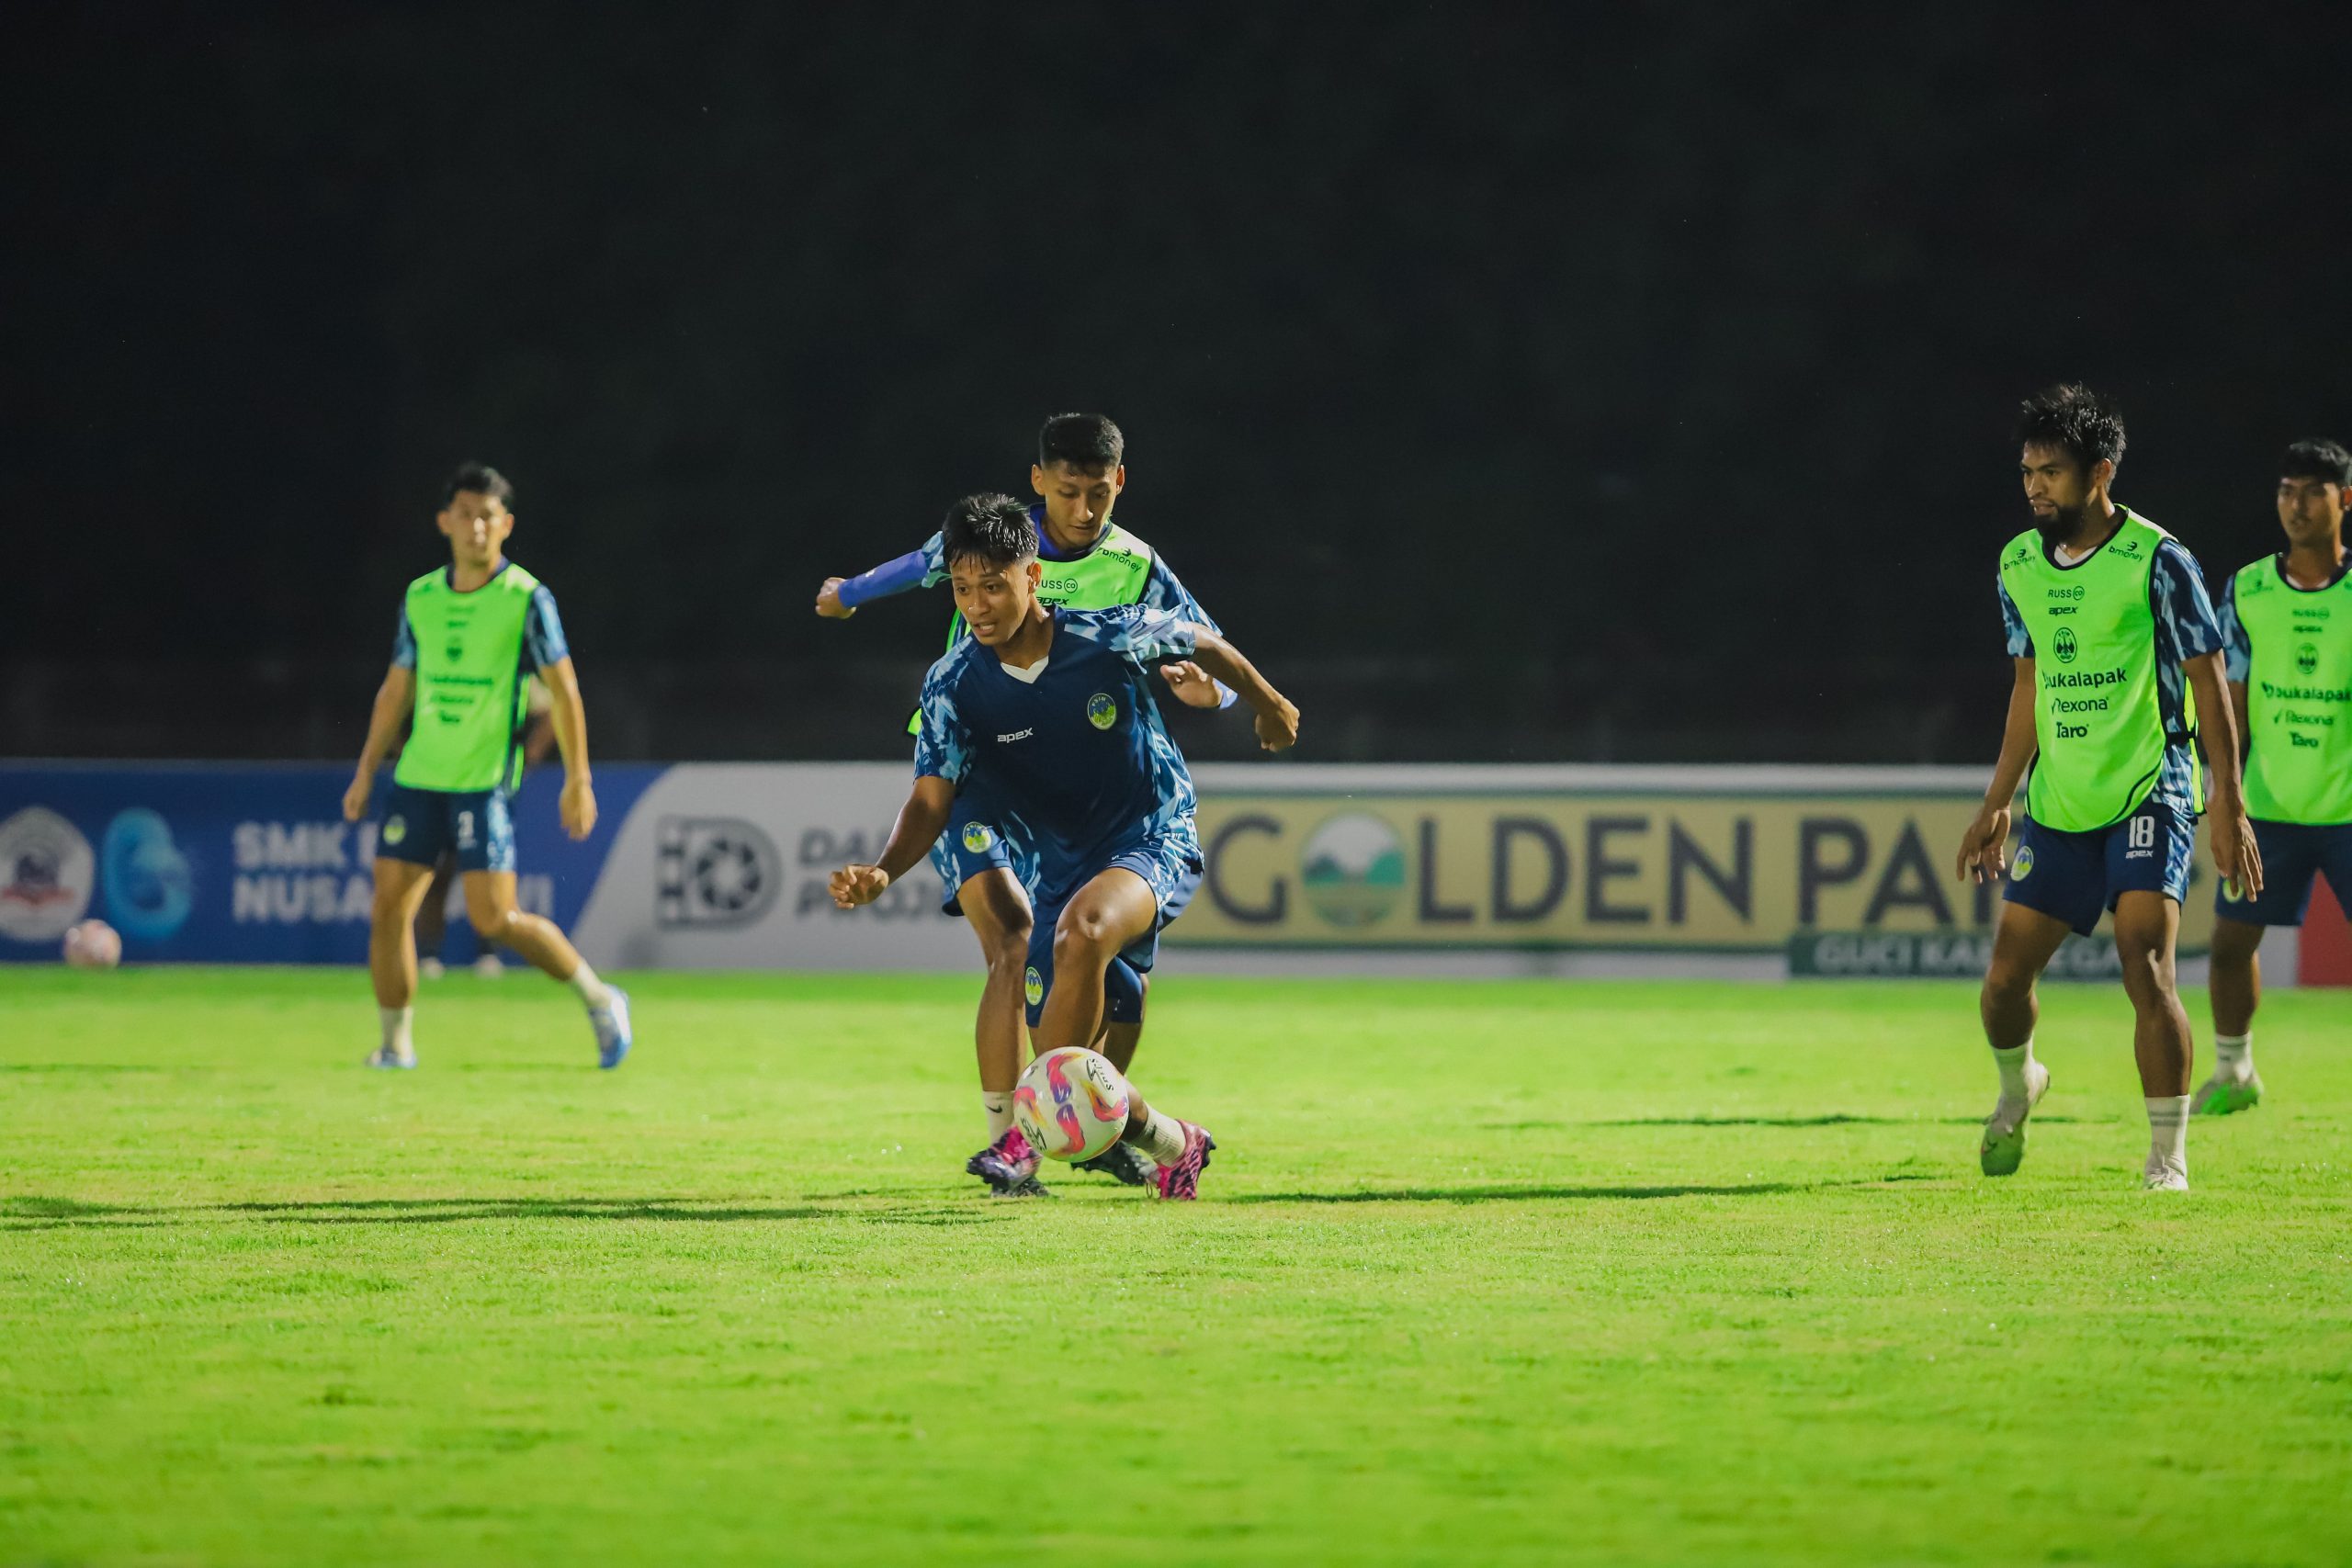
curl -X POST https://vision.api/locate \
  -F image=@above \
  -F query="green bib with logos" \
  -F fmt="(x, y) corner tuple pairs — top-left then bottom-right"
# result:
(394, 562), (540, 794)
(1997, 511), (2198, 831)
(2231, 554), (2352, 824)
(908, 521), (1159, 733)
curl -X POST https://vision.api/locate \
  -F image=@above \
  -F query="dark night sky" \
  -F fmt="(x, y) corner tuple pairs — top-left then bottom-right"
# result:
(8, 3), (2352, 760)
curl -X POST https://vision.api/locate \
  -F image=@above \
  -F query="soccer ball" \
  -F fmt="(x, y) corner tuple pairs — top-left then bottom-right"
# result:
(63, 919), (121, 969)
(1012, 1047), (1132, 1164)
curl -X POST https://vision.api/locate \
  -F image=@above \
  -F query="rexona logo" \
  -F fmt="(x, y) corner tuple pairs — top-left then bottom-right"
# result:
(1299, 812), (1407, 928)
(2052, 627), (2080, 664)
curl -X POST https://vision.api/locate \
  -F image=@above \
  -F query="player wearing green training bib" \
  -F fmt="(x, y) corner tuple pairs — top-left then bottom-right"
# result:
(343, 463), (633, 1073)
(814, 413), (1240, 1198)
(1953, 386), (2260, 1192)
(2199, 438), (2352, 1117)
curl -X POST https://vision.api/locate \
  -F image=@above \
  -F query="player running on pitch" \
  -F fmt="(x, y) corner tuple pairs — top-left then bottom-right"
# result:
(815, 413), (1237, 1195)
(829, 494), (1299, 1199)
(1953, 385), (2259, 1191)
(2197, 437), (2352, 1115)
(343, 462), (633, 1071)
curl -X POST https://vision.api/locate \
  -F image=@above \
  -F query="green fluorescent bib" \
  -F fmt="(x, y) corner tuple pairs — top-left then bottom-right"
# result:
(1997, 512), (2197, 831)
(909, 521), (1158, 733)
(2232, 555), (2352, 824)
(394, 562), (541, 794)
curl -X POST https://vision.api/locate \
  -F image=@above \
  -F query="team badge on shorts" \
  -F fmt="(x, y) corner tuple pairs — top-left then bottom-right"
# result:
(1024, 965), (1044, 1008)
(961, 822), (997, 853)
(2011, 844), (2033, 880)
(383, 816), (407, 846)
(1087, 693), (1117, 730)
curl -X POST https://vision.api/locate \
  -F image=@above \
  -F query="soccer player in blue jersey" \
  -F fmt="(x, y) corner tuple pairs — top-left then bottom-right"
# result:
(1953, 387), (2258, 1190)
(828, 494), (1300, 1200)
(815, 414), (1238, 1192)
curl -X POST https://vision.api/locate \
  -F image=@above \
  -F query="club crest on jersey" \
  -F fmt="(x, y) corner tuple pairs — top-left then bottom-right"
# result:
(961, 822), (997, 853)
(2052, 627), (2078, 665)
(383, 816), (408, 846)
(2298, 643), (2320, 676)
(1087, 693), (1117, 730)
(1024, 965), (1044, 1007)
(2011, 844), (2034, 881)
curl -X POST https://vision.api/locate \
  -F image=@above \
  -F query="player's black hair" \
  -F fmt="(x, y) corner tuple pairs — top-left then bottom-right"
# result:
(2016, 384), (2125, 475)
(939, 493), (1038, 570)
(443, 461), (514, 508)
(1037, 412), (1123, 474)
(2280, 438), (2352, 489)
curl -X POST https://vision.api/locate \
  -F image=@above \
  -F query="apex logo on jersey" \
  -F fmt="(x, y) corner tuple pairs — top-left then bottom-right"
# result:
(2011, 844), (2035, 881)
(961, 822), (997, 853)
(2052, 627), (2079, 665)
(1023, 965), (1044, 1008)
(1087, 693), (1118, 730)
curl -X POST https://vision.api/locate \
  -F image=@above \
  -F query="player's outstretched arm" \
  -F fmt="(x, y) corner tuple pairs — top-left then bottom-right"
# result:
(1181, 627), (1300, 752)
(831, 775), (956, 907)
(1955, 658), (2037, 884)
(2186, 650), (2262, 899)
(343, 665), (415, 823)
(816, 543), (937, 620)
(540, 656), (597, 840)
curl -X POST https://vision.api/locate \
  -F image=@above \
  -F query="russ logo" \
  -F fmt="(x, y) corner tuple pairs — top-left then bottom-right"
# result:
(2052, 627), (2079, 665)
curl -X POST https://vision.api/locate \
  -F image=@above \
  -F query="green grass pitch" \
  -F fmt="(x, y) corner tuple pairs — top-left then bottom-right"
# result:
(3, 966), (2350, 1567)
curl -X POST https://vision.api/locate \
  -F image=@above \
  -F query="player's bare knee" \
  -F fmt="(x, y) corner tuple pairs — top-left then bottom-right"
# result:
(468, 905), (517, 942)
(1052, 906), (1115, 963)
(1980, 960), (2034, 1013)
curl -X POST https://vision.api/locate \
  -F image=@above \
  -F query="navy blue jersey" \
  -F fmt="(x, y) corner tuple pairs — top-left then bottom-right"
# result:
(913, 604), (1199, 903)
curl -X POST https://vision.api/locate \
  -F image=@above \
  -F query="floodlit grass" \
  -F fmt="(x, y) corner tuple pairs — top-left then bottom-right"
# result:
(3, 965), (2349, 1566)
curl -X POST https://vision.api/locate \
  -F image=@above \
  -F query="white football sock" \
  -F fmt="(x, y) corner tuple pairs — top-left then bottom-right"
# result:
(1993, 1039), (2036, 1100)
(567, 961), (614, 1010)
(380, 1006), (413, 1056)
(2214, 1032), (2253, 1077)
(982, 1092), (1014, 1143)
(2146, 1094), (2189, 1168)
(1125, 1107), (1189, 1167)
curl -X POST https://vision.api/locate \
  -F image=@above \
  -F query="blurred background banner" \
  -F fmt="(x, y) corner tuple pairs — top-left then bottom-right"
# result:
(13, 763), (2340, 975)
(0, 764), (657, 964)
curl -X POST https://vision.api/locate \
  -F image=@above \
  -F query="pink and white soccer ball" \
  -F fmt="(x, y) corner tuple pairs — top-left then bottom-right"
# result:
(62, 919), (122, 969)
(1012, 1046), (1133, 1163)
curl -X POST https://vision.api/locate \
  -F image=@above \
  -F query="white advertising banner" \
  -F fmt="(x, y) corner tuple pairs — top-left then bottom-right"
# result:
(569, 763), (975, 971)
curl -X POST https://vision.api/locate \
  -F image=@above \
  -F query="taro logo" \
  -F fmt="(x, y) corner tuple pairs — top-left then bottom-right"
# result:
(2298, 642), (2320, 676)
(2052, 627), (2079, 665)
(1300, 812), (1407, 928)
